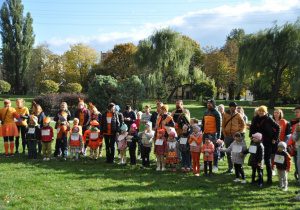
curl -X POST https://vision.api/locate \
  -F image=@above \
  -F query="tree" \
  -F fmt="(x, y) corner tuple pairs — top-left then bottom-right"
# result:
(135, 28), (194, 102)
(237, 20), (300, 108)
(102, 43), (138, 81)
(38, 80), (59, 93)
(87, 75), (118, 112)
(0, 80), (11, 93)
(0, 0), (35, 94)
(192, 80), (217, 102)
(63, 43), (99, 91)
(66, 83), (82, 93)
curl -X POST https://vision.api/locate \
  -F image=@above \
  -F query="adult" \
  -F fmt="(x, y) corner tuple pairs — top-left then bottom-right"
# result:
(171, 100), (190, 136)
(222, 102), (246, 173)
(201, 99), (222, 172)
(273, 109), (291, 143)
(53, 102), (71, 129)
(141, 105), (152, 123)
(15, 98), (30, 154)
(75, 99), (90, 155)
(150, 102), (163, 130)
(156, 105), (175, 134)
(0, 99), (21, 156)
(32, 102), (46, 155)
(115, 105), (124, 159)
(218, 104), (225, 116)
(250, 105), (281, 185)
(237, 106), (248, 124)
(89, 103), (103, 156)
(100, 103), (120, 163)
(123, 105), (137, 131)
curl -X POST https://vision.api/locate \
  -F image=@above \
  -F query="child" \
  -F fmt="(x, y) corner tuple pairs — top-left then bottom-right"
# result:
(126, 123), (139, 166)
(53, 116), (69, 160)
(134, 112), (142, 132)
(219, 132), (247, 183)
(68, 127), (83, 161)
(178, 124), (191, 173)
(272, 142), (292, 191)
(71, 118), (82, 135)
(138, 121), (155, 168)
(26, 115), (41, 159)
(166, 131), (180, 172)
(201, 135), (215, 177)
(117, 124), (128, 165)
(189, 118), (199, 134)
(189, 125), (203, 176)
(241, 132), (264, 187)
(41, 116), (54, 161)
(83, 120), (102, 161)
(154, 129), (167, 171)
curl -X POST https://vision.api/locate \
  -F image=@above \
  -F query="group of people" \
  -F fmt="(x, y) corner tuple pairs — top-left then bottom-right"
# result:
(0, 98), (300, 198)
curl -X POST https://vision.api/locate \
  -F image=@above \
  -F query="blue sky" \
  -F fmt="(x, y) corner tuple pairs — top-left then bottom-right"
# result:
(1, 0), (299, 55)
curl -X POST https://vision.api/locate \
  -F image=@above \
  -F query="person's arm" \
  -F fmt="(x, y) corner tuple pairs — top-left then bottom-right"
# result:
(239, 114), (246, 133)
(165, 117), (175, 127)
(84, 110), (91, 127)
(287, 153), (292, 171)
(285, 121), (291, 136)
(50, 127), (54, 142)
(53, 111), (60, 122)
(67, 110), (71, 122)
(215, 110), (222, 139)
(271, 155), (276, 170)
(193, 135), (202, 145)
(270, 117), (281, 141)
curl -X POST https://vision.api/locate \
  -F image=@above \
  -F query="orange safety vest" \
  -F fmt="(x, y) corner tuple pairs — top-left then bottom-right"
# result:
(157, 115), (173, 131)
(204, 114), (217, 134)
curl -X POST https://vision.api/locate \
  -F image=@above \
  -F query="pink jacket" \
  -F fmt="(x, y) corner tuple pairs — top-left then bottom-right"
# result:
(154, 138), (167, 155)
(201, 142), (214, 161)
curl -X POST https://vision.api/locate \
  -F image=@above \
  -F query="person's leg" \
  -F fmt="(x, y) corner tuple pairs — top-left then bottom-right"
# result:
(224, 136), (234, 171)
(234, 163), (239, 179)
(204, 161), (208, 174)
(264, 145), (272, 183)
(240, 165), (245, 180)
(191, 152), (196, 174)
(181, 152), (187, 170)
(54, 139), (60, 157)
(27, 140), (32, 158)
(209, 161), (213, 175)
(9, 136), (14, 154)
(4, 137), (9, 155)
(146, 147), (151, 167)
(109, 135), (116, 162)
(15, 126), (21, 152)
(156, 154), (161, 169)
(38, 140), (42, 155)
(20, 126), (27, 152)
(104, 135), (110, 162)
(211, 133), (218, 168)
(195, 152), (200, 173)
(42, 142), (46, 158)
(141, 145), (146, 166)
(296, 151), (300, 183)
(283, 171), (288, 189)
(257, 167), (263, 185)
(278, 170), (283, 188)
(251, 166), (256, 183)
(131, 146), (136, 165)
(98, 143), (103, 157)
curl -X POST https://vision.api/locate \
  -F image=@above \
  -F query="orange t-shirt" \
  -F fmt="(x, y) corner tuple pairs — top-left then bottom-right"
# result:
(104, 113), (113, 135)
(15, 107), (29, 126)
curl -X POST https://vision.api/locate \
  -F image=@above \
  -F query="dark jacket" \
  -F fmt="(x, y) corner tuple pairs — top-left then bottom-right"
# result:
(150, 111), (159, 129)
(178, 132), (190, 153)
(127, 130), (139, 148)
(36, 112), (46, 126)
(100, 110), (120, 135)
(123, 110), (137, 131)
(118, 112), (124, 129)
(250, 114), (281, 145)
(244, 141), (264, 169)
(53, 109), (71, 129)
(201, 107), (222, 139)
(26, 125), (41, 141)
(272, 151), (291, 171)
(75, 108), (90, 131)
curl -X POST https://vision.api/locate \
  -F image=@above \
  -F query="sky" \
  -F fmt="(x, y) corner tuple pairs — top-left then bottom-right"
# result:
(1, 0), (299, 55)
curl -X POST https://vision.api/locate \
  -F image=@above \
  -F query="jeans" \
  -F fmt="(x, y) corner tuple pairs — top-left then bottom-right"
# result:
(27, 140), (37, 158)
(54, 138), (68, 158)
(181, 152), (191, 169)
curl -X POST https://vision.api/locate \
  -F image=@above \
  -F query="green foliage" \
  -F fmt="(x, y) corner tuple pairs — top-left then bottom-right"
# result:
(87, 75), (118, 112)
(66, 83), (82, 93)
(38, 80), (59, 93)
(0, 80), (11, 93)
(237, 19), (300, 108)
(192, 81), (217, 102)
(118, 75), (146, 110)
(0, 0), (35, 94)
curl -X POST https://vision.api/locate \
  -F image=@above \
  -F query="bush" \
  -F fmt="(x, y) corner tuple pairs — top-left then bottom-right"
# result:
(0, 80), (11, 93)
(34, 93), (88, 116)
(192, 81), (217, 102)
(38, 80), (59, 93)
(66, 83), (82, 93)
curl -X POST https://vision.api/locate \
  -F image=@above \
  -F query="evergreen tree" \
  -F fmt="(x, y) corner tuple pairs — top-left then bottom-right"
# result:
(0, 0), (35, 94)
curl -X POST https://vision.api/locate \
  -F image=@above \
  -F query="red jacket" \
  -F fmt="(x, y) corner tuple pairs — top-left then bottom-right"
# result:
(41, 126), (54, 142)
(201, 142), (214, 161)
(287, 119), (299, 156)
(154, 137), (167, 155)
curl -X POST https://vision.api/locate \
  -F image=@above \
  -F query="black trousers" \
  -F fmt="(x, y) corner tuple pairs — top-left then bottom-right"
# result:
(54, 138), (68, 158)
(104, 134), (116, 162)
(234, 163), (245, 179)
(28, 140), (37, 158)
(204, 161), (212, 174)
(15, 125), (27, 151)
(141, 146), (151, 167)
(129, 146), (137, 165)
(264, 144), (272, 181)
(252, 166), (263, 184)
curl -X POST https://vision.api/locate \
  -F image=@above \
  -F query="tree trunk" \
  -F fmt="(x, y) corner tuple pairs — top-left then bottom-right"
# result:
(268, 64), (286, 109)
(167, 85), (178, 103)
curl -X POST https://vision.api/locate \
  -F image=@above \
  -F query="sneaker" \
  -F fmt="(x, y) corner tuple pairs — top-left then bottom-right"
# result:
(258, 183), (263, 187)
(137, 155), (141, 159)
(46, 158), (50, 161)
(10, 154), (14, 157)
(241, 179), (247, 184)
(223, 169), (233, 174)
(181, 168), (185, 172)
(283, 187), (288, 191)
(195, 173), (200, 176)
(63, 158), (66, 161)
(89, 158), (93, 162)
(118, 161), (123, 165)
(95, 159), (98, 162)
(186, 169), (190, 173)
(212, 166), (218, 172)
(118, 154), (121, 159)
(272, 169), (276, 176)
(43, 158), (47, 161)
(233, 178), (240, 182)
(140, 165), (145, 169)
(161, 167), (166, 171)
(156, 167), (160, 171)
(15, 150), (19, 154)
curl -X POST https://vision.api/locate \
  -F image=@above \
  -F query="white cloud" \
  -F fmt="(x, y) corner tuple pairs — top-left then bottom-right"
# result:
(47, 0), (300, 54)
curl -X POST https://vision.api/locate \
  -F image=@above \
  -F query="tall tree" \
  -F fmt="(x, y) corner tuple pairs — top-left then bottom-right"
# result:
(135, 28), (194, 102)
(0, 0), (35, 94)
(237, 20), (300, 108)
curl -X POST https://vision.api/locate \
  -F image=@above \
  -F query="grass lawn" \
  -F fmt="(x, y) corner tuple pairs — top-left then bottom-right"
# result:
(0, 96), (299, 209)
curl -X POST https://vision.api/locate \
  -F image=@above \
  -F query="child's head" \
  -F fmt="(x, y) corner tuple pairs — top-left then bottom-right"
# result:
(278, 142), (287, 152)
(4, 99), (11, 107)
(29, 115), (38, 126)
(137, 111), (142, 120)
(294, 106), (300, 119)
(78, 102), (84, 110)
(234, 132), (243, 142)
(182, 124), (189, 134)
(205, 135), (212, 144)
(73, 118), (79, 126)
(192, 125), (201, 134)
(59, 116), (67, 125)
(120, 124), (128, 134)
(252, 132), (262, 142)
(158, 129), (165, 138)
(168, 131), (176, 140)
(145, 121), (152, 131)
(60, 102), (67, 111)
(145, 105), (151, 114)
(72, 127), (79, 133)
(130, 123), (137, 132)
(90, 120), (99, 129)
(43, 116), (51, 127)
(16, 98), (25, 108)
(190, 118), (198, 126)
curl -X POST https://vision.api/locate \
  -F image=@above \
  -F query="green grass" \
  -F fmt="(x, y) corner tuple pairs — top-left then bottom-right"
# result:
(0, 96), (299, 209)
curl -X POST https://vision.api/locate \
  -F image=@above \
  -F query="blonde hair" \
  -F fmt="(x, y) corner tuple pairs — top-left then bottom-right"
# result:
(254, 108), (259, 116)
(89, 105), (100, 115)
(190, 118), (199, 124)
(4, 99), (11, 107)
(273, 109), (284, 120)
(137, 111), (143, 116)
(73, 118), (79, 125)
(61, 102), (68, 110)
(16, 98), (25, 103)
